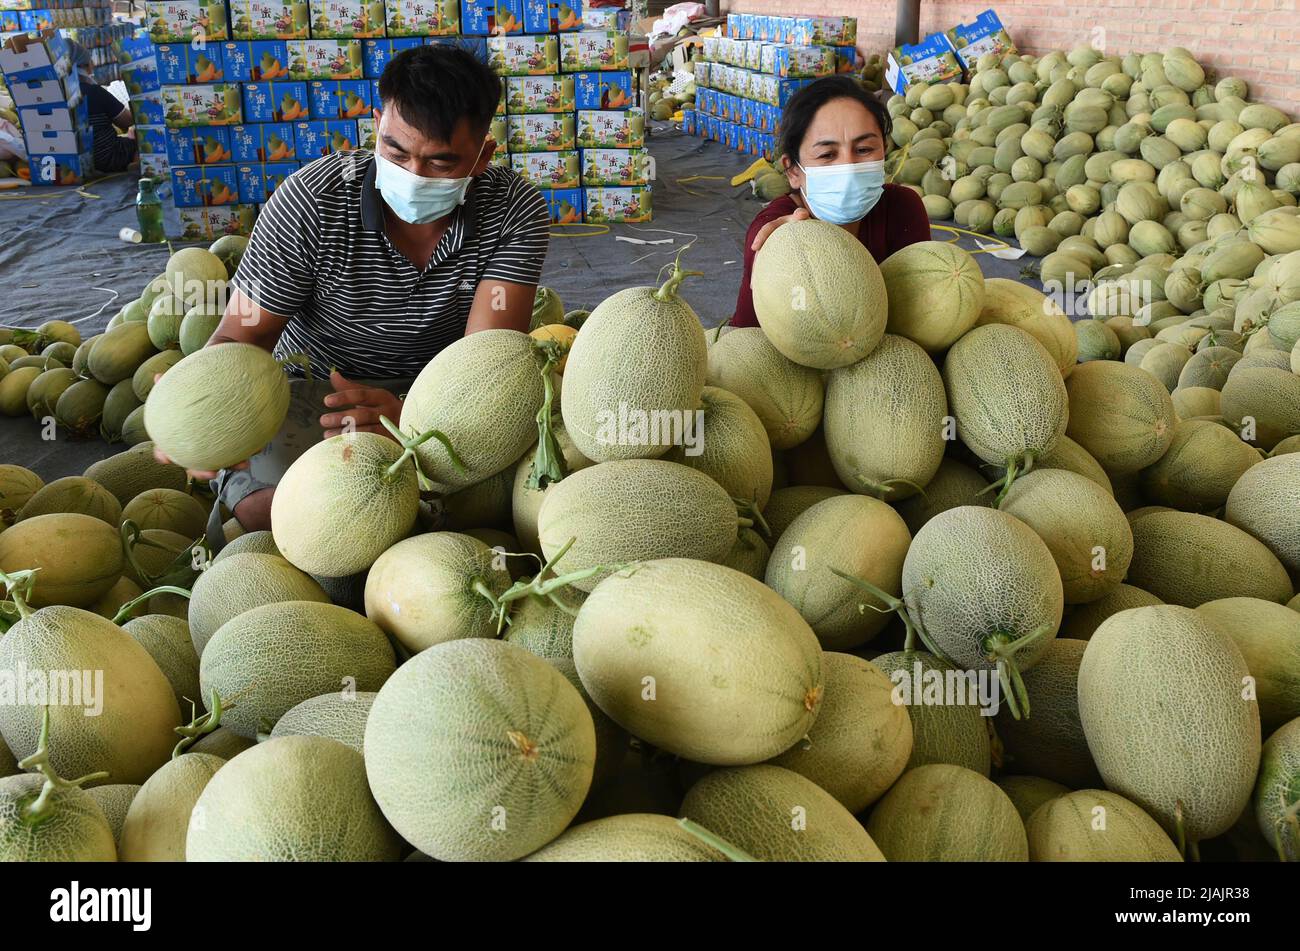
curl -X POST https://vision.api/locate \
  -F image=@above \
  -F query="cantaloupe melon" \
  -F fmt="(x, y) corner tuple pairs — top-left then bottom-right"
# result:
(761, 485), (845, 540)
(1219, 366), (1300, 450)
(131, 350), (182, 403)
(1065, 360), (1178, 473)
(101, 378), (144, 441)
(866, 764), (1029, 861)
(88, 322), (154, 386)
(976, 278), (1079, 376)
(120, 487), (207, 539)
(545, 656), (626, 792)
(892, 458), (990, 535)
(270, 431), (421, 577)
(122, 614), (200, 711)
(25, 368), (78, 422)
(1059, 583), (1163, 639)
(720, 527), (770, 579)
(0, 605), (181, 785)
(944, 324), (1069, 472)
(823, 334), (947, 500)
(679, 765), (885, 861)
(211, 529), (279, 563)
(91, 576), (144, 620)
(997, 775), (1070, 822)
(1141, 418), (1262, 511)
(270, 692), (376, 752)
(537, 460), (739, 592)
(442, 463), (515, 532)
(0, 772), (116, 862)
(765, 495), (911, 649)
(871, 650), (992, 775)
(573, 559), (822, 765)
(15, 476), (121, 526)
(54, 378), (110, 437)
(186, 726), (253, 760)
(1075, 319), (1122, 362)
(664, 386), (773, 508)
(996, 433), (1113, 494)
(880, 241), (985, 352)
(1224, 452), (1300, 574)
(561, 264), (707, 462)
(0, 465), (43, 518)
(1253, 717), (1300, 860)
(178, 305), (222, 356)
(86, 784), (139, 847)
(365, 638), (595, 861)
(187, 735), (401, 861)
(1000, 468), (1132, 604)
(187, 553), (329, 655)
(523, 813), (725, 862)
(0, 513), (123, 608)
(511, 424), (593, 555)
(705, 327), (824, 449)
(199, 601), (396, 738)
(902, 506), (1064, 717)
(768, 653), (910, 813)
(1128, 510), (1293, 606)
(1027, 790), (1183, 861)
(751, 218), (887, 369)
(0, 366), (40, 416)
(501, 584), (587, 659)
(122, 527), (192, 591)
(1079, 605), (1261, 843)
(83, 442), (187, 505)
(1170, 385), (1222, 420)
(1196, 598), (1300, 732)
(1178, 346), (1242, 390)
(119, 752), (223, 861)
(164, 247), (228, 304)
(364, 532), (510, 653)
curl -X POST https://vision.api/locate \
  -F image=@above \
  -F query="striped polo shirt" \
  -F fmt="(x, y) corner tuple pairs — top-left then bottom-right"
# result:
(231, 149), (550, 379)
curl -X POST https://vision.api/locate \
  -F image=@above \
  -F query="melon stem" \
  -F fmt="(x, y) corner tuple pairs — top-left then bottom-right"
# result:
(676, 817), (759, 862)
(732, 497), (770, 539)
(859, 477), (927, 501)
(111, 585), (192, 625)
(653, 247), (703, 302)
(526, 343), (566, 490)
(172, 687), (231, 759)
(828, 568), (943, 656)
(0, 568), (36, 620)
(18, 708), (110, 824)
(379, 416), (466, 481)
(981, 622), (1055, 720)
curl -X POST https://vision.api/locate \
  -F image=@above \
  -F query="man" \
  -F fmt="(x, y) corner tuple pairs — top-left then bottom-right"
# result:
(67, 41), (137, 173)
(170, 45), (550, 540)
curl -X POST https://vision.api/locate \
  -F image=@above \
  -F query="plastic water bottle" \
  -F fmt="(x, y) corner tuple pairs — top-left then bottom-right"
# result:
(135, 176), (164, 243)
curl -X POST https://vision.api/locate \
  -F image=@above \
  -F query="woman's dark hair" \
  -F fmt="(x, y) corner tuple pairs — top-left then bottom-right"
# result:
(379, 45), (501, 143)
(778, 76), (892, 162)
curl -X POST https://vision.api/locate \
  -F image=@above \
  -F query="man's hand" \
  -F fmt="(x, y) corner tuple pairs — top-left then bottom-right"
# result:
(321, 370), (404, 439)
(750, 206), (810, 252)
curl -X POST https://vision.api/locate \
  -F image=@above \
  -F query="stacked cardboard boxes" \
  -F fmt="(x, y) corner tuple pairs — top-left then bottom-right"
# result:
(1, 29), (94, 185)
(682, 12), (857, 161)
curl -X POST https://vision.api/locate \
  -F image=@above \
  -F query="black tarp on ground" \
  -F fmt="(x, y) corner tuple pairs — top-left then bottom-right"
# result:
(1, 122), (1032, 481)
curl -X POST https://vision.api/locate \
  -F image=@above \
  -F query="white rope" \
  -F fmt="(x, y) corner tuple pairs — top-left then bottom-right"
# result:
(69, 286), (122, 325)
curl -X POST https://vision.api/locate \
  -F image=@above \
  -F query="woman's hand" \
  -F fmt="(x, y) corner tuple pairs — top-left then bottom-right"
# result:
(750, 206), (811, 252)
(320, 370), (404, 439)
(151, 447), (243, 483)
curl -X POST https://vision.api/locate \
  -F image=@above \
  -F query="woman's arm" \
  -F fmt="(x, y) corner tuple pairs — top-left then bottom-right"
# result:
(732, 197), (801, 327)
(886, 185), (932, 255)
(112, 106), (133, 132)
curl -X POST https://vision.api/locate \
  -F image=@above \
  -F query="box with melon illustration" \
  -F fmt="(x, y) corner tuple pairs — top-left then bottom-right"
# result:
(356, 114), (375, 148)
(121, 59), (161, 94)
(384, 0), (458, 36)
(177, 203), (258, 239)
(0, 9), (19, 30)
(560, 30), (627, 72)
(131, 89), (166, 126)
(537, 186), (580, 224)
(581, 147), (648, 187)
(229, 0), (310, 39)
(489, 114), (506, 153)
(487, 33), (557, 76)
(146, 0), (230, 42)
(171, 162), (240, 206)
(155, 42), (225, 84)
(236, 160), (298, 202)
(25, 148), (94, 187)
(136, 125), (169, 157)
(309, 0), (385, 38)
(459, 0), (521, 36)
(241, 79), (309, 121)
(886, 31), (962, 93)
(505, 74), (573, 114)
(308, 78), (372, 119)
(141, 152), (172, 181)
(573, 69), (629, 110)
(582, 185), (648, 223)
(163, 82), (243, 126)
(293, 117), (357, 157)
(506, 112), (573, 152)
(489, 150), (509, 168)
(230, 120), (296, 160)
(166, 124), (233, 163)
(946, 8), (1016, 72)
(521, 0), (579, 33)
(575, 107), (641, 149)
(361, 36), (421, 76)
(288, 39), (364, 79)
(219, 40), (291, 80)
(580, 5), (626, 31)
(510, 149), (577, 189)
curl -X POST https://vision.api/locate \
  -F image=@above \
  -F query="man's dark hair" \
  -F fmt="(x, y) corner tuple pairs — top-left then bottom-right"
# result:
(779, 76), (892, 161)
(379, 45), (501, 142)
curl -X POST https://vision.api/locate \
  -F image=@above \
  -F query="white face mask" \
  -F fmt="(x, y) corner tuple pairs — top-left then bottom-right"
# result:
(374, 142), (485, 225)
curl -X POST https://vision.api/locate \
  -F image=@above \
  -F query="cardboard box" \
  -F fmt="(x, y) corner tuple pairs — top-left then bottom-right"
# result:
(506, 112), (574, 152)
(505, 74), (574, 114)
(220, 40), (292, 81)
(131, 89), (166, 126)
(176, 203), (258, 239)
(141, 152), (172, 180)
(510, 148), (578, 189)
(155, 43), (224, 84)
(580, 6), (625, 31)
(680, 107), (694, 136)
(171, 162), (240, 205)
(16, 97), (85, 135)
(583, 185), (649, 223)
(581, 146), (647, 187)
(228, 0), (310, 40)
(230, 120), (296, 160)
(24, 125), (86, 155)
(361, 36), (421, 77)
(0, 10), (19, 31)
(425, 34), (487, 63)
(385, 0), (459, 36)
(832, 45), (856, 74)
(772, 44), (833, 79)
(460, 0), (522, 36)
(886, 32), (963, 92)
(287, 39), (364, 79)
(166, 124), (234, 162)
(307, 78), (371, 119)
(947, 8), (1016, 71)
(537, 186), (581, 223)
(135, 124), (168, 157)
(293, 117), (358, 157)
(489, 114), (506, 153)
(489, 150), (509, 167)
(559, 30), (627, 72)
(113, 32), (158, 68)
(573, 69), (629, 110)
(792, 15), (856, 46)
(0, 29), (69, 82)
(356, 114), (375, 148)
(487, 34), (557, 76)
(521, 0), (578, 33)
(575, 107), (642, 148)
(25, 148), (93, 186)
(145, 1), (230, 43)
(163, 82), (244, 126)
(236, 160), (298, 202)
(308, 0), (385, 38)
(241, 80), (309, 122)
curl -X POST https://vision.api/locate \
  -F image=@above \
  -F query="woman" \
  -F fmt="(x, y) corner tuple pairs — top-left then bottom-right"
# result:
(732, 75), (930, 326)
(68, 41), (138, 173)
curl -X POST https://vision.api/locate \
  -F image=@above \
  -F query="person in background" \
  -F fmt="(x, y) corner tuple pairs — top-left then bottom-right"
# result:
(732, 76), (930, 326)
(67, 41), (137, 173)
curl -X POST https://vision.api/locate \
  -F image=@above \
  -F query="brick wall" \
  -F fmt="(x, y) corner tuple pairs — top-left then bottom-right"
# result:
(720, 0), (1300, 113)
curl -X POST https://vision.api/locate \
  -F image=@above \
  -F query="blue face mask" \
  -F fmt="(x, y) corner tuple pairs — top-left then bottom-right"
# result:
(375, 144), (485, 224)
(797, 159), (886, 225)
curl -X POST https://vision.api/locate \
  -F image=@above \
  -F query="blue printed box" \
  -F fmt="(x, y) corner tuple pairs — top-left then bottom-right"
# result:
(230, 121), (296, 160)
(130, 90), (165, 126)
(833, 45), (856, 74)
(362, 37), (420, 77)
(773, 45), (834, 79)
(114, 33), (158, 69)
(221, 40), (292, 81)
(171, 163), (240, 207)
(681, 107), (695, 136)
(1, 10), (20, 30)
(236, 160), (298, 202)
(26, 149), (94, 187)
(792, 15), (857, 46)
(887, 32), (962, 92)
(166, 125), (233, 163)
(426, 35), (487, 63)
(241, 80), (309, 122)
(293, 118), (358, 158)
(460, 0), (522, 35)
(738, 97), (752, 128)
(0, 30), (70, 83)
(155, 42), (224, 84)
(136, 124), (169, 156)
(946, 8), (1016, 71)
(573, 69), (629, 110)
(522, 0), (578, 33)
(288, 39), (365, 79)
(537, 186), (581, 224)
(510, 149), (578, 189)
(121, 59), (161, 94)
(308, 78), (371, 119)
(505, 75), (574, 114)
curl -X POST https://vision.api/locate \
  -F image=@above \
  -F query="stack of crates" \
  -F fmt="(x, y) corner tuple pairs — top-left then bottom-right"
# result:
(0, 29), (94, 185)
(683, 12), (857, 161)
